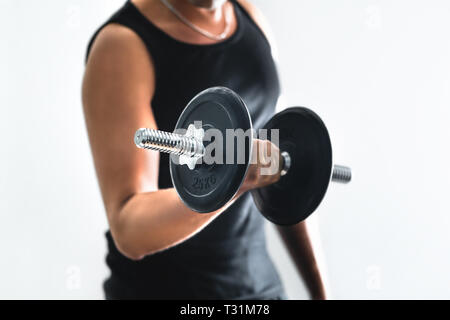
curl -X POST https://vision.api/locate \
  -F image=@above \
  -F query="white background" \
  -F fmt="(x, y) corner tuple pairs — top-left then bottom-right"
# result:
(1, 0), (449, 299)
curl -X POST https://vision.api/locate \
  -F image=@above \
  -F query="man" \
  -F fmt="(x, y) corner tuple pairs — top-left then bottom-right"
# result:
(83, 0), (327, 299)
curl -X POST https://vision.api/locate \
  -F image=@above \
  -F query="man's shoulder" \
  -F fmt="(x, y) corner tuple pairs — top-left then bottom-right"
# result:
(87, 23), (146, 63)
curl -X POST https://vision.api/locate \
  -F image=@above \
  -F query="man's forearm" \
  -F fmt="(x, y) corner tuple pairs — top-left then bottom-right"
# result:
(277, 221), (327, 299)
(111, 188), (222, 260)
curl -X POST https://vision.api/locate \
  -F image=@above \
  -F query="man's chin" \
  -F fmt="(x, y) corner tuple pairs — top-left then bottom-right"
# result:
(188, 0), (228, 10)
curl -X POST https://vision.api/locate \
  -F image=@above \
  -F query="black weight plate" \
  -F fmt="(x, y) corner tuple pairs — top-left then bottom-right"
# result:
(251, 107), (333, 225)
(170, 87), (253, 213)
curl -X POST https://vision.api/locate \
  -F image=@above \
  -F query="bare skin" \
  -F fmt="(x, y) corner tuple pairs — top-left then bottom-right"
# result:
(82, 0), (326, 299)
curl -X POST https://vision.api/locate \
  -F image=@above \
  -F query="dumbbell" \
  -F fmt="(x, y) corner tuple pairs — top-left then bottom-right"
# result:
(134, 87), (351, 225)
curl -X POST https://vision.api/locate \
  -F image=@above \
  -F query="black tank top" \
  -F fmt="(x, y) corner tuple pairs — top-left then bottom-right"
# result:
(87, 0), (285, 299)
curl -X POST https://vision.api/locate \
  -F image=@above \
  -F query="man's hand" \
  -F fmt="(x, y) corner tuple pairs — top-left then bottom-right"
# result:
(240, 139), (283, 192)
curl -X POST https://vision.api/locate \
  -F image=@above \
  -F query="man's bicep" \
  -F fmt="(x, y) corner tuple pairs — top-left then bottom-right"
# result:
(82, 24), (159, 218)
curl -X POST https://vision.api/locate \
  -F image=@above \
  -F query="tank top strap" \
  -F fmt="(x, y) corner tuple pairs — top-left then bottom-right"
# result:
(85, 1), (165, 62)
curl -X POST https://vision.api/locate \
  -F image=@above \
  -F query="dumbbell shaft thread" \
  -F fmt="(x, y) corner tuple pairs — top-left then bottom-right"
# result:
(332, 165), (352, 183)
(135, 128), (204, 157)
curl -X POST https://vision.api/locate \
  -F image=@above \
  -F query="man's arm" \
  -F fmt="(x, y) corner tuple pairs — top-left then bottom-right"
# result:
(82, 23), (281, 261)
(238, 0), (328, 299)
(82, 24), (223, 260)
(276, 222), (327, 299)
